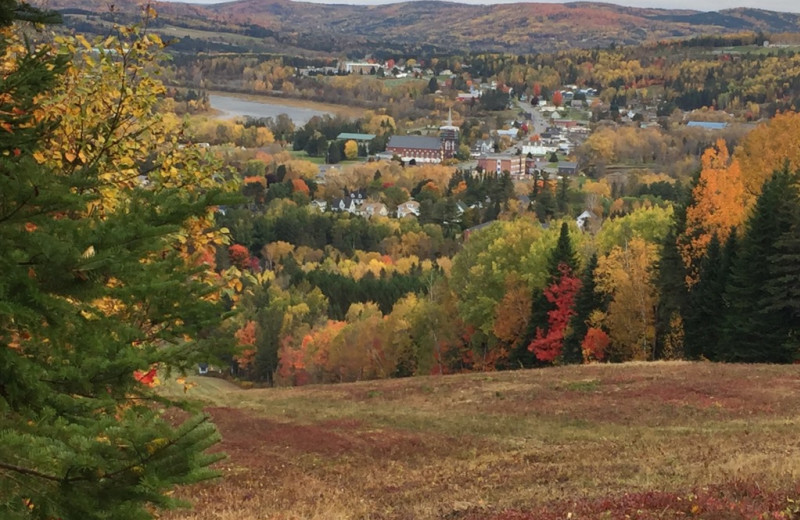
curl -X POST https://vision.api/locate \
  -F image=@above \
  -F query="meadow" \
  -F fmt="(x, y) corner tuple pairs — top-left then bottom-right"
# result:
(163, 362), (800, 519)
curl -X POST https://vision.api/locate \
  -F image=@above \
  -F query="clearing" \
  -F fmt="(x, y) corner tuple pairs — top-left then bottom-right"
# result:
(163, 361), (800, 519)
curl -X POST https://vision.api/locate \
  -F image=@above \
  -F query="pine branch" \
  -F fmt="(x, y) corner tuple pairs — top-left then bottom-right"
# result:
(0, 461), (63, 482)
(0, 416), (213, 485)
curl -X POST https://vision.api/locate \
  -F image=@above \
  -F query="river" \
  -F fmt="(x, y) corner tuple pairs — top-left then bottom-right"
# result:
(209, 93), (334, 125)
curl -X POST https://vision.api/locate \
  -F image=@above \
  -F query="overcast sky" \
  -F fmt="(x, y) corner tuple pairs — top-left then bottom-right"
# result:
(162, 0), (799, 13)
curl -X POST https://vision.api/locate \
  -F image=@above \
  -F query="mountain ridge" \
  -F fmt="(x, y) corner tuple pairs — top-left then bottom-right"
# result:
(45, 0), (800, 54)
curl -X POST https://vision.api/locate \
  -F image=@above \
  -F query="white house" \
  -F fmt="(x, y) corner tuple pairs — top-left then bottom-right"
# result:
(396, 200), (421, 218)
(361, 202), (389, 219)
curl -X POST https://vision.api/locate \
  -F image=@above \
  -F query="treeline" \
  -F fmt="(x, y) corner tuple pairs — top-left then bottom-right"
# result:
(223, 113), (800, 386)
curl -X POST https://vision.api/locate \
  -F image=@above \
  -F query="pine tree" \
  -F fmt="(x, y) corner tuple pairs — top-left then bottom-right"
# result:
(562, 254), (601, 364)
(0, 13), (230, 518)
(547, 222), (579, 275)
(683, 233), (727, 360)
(720, 168), (799, 363)
(653, 227), (688, 359)
(557, 175), (569, 216)
(761, 194), (800, 355)
(533, 184), (557, 222)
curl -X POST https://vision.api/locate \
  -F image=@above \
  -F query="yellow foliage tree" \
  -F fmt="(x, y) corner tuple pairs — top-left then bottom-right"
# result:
(344, 139), (358, 160)
(735, 111), (800, 201)
(595, 237), (659, 361)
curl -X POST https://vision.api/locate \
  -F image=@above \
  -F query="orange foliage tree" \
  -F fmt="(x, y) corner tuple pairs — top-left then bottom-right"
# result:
(492, 276), (532, 351)
(291, 178), (310, 195)
(234, 321), (257, 371)
(581, 327), (609, 362)
(681, 139), (747, 284)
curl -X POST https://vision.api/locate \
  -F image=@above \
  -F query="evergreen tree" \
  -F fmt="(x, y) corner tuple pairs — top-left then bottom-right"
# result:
(427, 76), (439, 93)
(557, 175), (569, 216)
(547, 222), (579, 275)
(562, 254), (601, 364)
(653, 227), (688, 359)
(762, 192), (800, 354)
(327, 140), (342, 164)
(683, 233), (728, 360)
(531, 169), (540, 197)
(533, 186), (557, 222)
(0, 14), (229, 518)
(721, 168), (799, 362)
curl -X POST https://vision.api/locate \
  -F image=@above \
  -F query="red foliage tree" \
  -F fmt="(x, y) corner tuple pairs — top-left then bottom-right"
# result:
(228, 243), (251, 270)
(528, 264), (581, 362)
(552, 90), (563, 108)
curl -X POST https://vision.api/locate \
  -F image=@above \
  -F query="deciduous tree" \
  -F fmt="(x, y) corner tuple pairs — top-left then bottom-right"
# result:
(344, 139), (359, 160)
(680, 140), (747, 283)
(595, 237), (659, 361)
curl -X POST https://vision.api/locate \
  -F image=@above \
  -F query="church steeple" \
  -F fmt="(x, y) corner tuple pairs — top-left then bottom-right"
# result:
(439, 108), (459, 159)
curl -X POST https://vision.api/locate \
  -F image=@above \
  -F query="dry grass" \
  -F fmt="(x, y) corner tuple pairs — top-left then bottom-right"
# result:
(161, 362), (800, 519)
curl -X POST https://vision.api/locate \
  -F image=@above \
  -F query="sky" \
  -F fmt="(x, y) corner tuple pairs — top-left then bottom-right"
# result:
(162, 0), (800, 13)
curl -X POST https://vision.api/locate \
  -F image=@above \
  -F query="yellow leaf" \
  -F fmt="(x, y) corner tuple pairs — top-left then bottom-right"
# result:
(78, 34), (93, 49)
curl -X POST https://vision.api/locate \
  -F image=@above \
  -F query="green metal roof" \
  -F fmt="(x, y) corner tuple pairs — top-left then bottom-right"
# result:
(337, 132), (376, 141)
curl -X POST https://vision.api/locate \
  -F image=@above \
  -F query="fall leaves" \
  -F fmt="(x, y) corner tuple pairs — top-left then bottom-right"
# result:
(681, 140), (747, 283)
(680, 114), (800, 281)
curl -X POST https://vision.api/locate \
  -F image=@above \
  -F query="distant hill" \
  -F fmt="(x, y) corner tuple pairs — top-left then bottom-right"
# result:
(44, 0), (800, 55)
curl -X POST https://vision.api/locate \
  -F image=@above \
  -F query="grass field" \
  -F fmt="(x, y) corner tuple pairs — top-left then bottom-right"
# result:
(162, 362), (800, 519)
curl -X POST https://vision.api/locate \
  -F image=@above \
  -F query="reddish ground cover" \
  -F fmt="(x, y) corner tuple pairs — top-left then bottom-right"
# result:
(163, 362), (800, 520)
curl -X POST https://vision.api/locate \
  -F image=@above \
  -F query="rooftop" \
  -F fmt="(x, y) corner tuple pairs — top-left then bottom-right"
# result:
(687, 121), (729, 130)
(337, 132), (376, 141)
(387, 135), (442, 151)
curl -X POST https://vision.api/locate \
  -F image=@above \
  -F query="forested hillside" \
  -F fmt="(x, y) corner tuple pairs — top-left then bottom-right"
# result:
(46, 0), (800, 55)
(5, 0), (800, 518)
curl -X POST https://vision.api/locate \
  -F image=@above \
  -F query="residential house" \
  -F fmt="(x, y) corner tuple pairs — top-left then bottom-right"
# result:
(361, 202), (389, 219)
(331, 197), (358, 214)
(577, 210), (600, 233)
(310, 199), (327, 212)
(470, 139), (494, 158)
(396, 200), (421, 218)
(558, 161), (578, 176)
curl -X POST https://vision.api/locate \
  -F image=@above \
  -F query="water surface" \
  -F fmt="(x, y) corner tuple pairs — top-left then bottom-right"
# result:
(209, 94), (333, 125)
